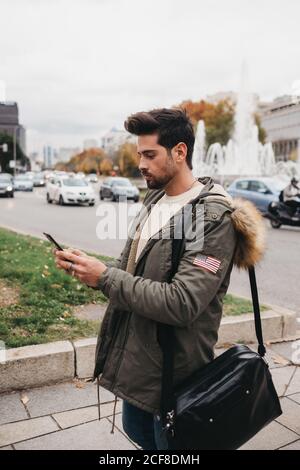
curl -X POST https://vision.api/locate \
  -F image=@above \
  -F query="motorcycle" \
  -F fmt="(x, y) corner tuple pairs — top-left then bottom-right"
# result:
(267, 199), (300, 229)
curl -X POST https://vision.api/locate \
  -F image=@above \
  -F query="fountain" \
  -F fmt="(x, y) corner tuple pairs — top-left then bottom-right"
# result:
(192, 73), (300, 181)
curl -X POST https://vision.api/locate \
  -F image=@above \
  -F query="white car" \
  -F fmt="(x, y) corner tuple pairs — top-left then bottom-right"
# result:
(14, 175), (34, 191)
(46, 176), (96, 206)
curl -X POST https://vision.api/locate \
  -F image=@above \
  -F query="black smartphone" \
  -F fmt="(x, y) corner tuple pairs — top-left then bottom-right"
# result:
(43, 232), (64, 251)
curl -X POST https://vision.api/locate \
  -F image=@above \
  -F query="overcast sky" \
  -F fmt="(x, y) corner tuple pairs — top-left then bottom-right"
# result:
(1, 0), (299, 154)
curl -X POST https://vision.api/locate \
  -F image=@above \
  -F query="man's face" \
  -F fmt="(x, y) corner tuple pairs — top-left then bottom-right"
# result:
(137, 134), (176, 189)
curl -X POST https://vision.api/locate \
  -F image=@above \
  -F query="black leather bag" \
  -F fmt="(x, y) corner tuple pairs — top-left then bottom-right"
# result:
(157, 201), (282, 450)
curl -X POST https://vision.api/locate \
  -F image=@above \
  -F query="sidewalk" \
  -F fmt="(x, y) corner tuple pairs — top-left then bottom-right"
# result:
(0, 341), (299, 450)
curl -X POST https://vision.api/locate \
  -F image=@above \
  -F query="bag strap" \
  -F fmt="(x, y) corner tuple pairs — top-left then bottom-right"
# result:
(158, 195), (266, 429)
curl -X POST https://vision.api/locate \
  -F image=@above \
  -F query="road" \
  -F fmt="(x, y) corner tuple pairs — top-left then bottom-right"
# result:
(0, 187), (299, 313)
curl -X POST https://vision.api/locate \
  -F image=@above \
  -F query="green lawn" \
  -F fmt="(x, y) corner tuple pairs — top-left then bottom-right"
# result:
(0, 227), (263, 349)
(0, 227), (111, 348)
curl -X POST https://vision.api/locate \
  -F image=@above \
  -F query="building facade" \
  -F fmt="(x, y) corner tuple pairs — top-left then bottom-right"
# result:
(260, 96), (300, 162)
(0, 101), (26, 154)
(101, 127), (136, 155)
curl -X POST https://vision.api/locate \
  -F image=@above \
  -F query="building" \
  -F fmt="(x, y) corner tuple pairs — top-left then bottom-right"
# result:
(29, 152), (43, 172)
(101, 127), (136, 155)
(43, 146), (57, 169)
(0, 101), (26, 154)
(260, 95), (300, 162)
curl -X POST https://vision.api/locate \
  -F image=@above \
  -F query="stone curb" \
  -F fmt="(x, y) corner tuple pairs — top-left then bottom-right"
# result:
(0, 306), (298, 394)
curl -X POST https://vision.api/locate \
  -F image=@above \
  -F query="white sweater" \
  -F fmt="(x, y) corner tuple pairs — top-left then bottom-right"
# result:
(135, 181), (204, 262)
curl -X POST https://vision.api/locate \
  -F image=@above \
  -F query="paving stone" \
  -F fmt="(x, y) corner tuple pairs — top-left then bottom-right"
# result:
(53, 400), (122, 429)
(25, 381), (115, 417)
(239, 421), (299, 450)
(276, 397), (300, 435)
(73, 303), (107, 322)
(279, 439), (300, 450)
(0, 416), (58, 447)
(0, 392), (28, 425)
(270, 366), (296, 397)
(288, 392), (300, 404)
(285, 367), (300, 396)
(269, 340), (300, 365)
(14, 418), (136, 450)
(106, 411), (140, 450)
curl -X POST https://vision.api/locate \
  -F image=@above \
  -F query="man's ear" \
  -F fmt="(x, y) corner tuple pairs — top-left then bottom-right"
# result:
(175, 142), (187, 163)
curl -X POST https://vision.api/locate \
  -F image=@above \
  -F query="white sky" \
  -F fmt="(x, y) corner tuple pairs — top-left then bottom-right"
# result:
(1, 0), (299, 154)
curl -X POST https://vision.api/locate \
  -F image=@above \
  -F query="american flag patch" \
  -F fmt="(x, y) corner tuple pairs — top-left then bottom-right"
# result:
(193, 254), (221, 274)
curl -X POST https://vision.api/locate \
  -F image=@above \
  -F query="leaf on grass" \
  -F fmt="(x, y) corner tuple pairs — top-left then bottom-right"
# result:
(51, 284), (61, 289)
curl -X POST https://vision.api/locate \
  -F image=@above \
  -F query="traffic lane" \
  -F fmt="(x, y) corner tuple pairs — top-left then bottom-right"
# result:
(0, 187), (138, 258)
(229, 223), (300, 313)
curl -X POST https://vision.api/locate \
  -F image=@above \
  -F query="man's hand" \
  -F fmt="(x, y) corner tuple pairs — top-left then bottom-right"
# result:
(54, 248), (107, 288)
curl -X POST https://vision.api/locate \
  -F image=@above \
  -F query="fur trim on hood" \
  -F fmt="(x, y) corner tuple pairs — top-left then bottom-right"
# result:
(231, 198), (266, 269)
(206, 183), (266, 270)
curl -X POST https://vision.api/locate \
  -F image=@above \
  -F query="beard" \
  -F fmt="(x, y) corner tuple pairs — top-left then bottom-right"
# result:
(142, 158), (175, 189)
(144, 175), (171, 189)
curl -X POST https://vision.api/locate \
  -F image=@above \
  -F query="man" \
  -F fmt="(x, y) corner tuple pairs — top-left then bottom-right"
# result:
(55, 108), (265, 450)
(282, 177), (300, 214)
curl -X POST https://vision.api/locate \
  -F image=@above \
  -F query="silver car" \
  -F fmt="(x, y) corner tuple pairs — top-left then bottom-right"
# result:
(0, 174), (14, 197)
(14, 175), (34, 191)
(100, 177), (140, 202)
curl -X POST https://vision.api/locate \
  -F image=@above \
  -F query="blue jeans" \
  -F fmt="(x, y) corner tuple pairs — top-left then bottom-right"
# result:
(122, 400), (169, 450)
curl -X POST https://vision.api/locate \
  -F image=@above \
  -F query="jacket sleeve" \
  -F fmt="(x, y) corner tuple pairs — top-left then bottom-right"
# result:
(104, 249), (124, 270)
(97, 212), (236, 327)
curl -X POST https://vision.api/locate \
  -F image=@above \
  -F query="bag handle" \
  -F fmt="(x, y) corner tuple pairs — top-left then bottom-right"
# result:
(158, 195), (266, 429)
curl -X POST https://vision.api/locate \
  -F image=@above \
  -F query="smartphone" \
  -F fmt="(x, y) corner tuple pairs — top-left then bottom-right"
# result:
(43, 232), (64, 251)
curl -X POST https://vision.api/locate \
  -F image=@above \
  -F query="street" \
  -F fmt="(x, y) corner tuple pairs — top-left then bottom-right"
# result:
(0, 187), (299, 313)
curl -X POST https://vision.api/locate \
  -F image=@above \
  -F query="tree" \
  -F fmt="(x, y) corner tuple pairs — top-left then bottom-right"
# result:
(0, 132), (30, 173)
(117, 142), (140, 177)
(100, 158), (113, 175)
(203, 100), (235, 148)
(254, 114), (267, 144)
(55, 147), (108, 173)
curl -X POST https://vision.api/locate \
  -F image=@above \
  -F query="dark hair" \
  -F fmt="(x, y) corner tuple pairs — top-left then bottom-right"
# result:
(124, 108), (195, 169)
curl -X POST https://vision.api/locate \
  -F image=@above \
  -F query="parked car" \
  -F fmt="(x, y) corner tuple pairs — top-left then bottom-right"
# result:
(0, 174), (14, 197)
(33, 172), (46, 187)
(86, 173), (98, 183)
(46, 176), (96, 206)
(227, 177), (288, 214)
(99, 177), (140, 202)
(13, 175), (34, 191)
(0, 173), (14, 182)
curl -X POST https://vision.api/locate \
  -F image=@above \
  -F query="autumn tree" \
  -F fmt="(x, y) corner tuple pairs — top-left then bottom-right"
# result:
(117, 142), (140, 177)
(55, 147), (108, 173)
(100, 158), (113, 175)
